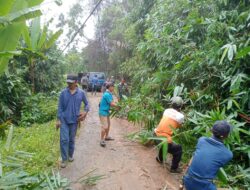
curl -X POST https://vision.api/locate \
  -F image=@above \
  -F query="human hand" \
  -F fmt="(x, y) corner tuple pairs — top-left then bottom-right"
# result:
(56, 120), (61, 130)
(115, 105), (121, 111)
(78, 112), (87, 121)
(179, 184), (184, 190)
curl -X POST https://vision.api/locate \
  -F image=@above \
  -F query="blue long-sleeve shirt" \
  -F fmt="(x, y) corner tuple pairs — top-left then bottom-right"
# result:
(187, 136), (233, 180)
(184, 136), (232, 190)
(57, 87), (89, 124)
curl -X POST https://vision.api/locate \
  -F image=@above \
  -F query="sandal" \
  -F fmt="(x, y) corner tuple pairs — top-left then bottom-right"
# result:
(100, 140), (106, 147)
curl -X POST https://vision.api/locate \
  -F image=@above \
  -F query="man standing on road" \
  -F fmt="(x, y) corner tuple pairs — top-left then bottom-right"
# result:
(80, 73), (88, 90)
(56, 74), (89, 168)
(154, 96), (184, 173)
(110, 76), (115, 85)
(117, 78), (129, 101)
(183, 121), (233, 190)
(101, 78), (110, 93)
(99, 83), (119, 147)
(92, 75), (98, 95)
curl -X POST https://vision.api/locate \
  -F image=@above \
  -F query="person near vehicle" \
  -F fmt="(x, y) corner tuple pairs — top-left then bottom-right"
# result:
(102, 78), (110, 93)
(117, 78), (129, 101)
(92, 74), (98, 95)
(183, 120), (233, 190)
(154, 96), (184, 173)
(56, 74), (89, 168)
(99, 83), (119, 147)
(80, 73), (88, 90)
(110, 76), (115, 85)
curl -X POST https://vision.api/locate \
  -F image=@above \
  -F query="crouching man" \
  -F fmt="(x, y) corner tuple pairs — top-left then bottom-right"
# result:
(154, 96), (185, 173)
(183, 120), (233, 190)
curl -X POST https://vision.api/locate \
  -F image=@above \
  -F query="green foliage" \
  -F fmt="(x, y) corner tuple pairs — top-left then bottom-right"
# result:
(0, 119), (68, 189)
(0, 0), (44, 74)
(20, 93), (58, 127)
(126, 130), (154, 145)
(21, 17), (63, 92)
(1, 120), (60, 174)
(101, 0), (250, 188)
(0, 152), (69, 189)
(64, 49), (87, 74)
(0, 72), (30, 124)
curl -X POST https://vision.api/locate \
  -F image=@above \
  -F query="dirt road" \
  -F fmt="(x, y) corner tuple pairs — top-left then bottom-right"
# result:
(60, 94), (181, 190)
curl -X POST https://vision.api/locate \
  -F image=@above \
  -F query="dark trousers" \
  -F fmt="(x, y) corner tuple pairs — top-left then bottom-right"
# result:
(82, 84), (87, 90)
(158, 142), (182, 170)
(60, 122), (77, 161)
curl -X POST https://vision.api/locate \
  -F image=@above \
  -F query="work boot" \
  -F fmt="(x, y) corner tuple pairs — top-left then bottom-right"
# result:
(100, 140), (106, 147)
(170, 168), (183, 173)
(61, 161), (67, 168)
(69, 157), (74, 162)
(156, 156), (163, 164)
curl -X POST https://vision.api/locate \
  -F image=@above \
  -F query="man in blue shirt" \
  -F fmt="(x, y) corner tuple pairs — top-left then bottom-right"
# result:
(56, 74), (89, 168)
(99, 83), (119, 147)
(92, 75), (98, 95)
(183, 120), (233, 190)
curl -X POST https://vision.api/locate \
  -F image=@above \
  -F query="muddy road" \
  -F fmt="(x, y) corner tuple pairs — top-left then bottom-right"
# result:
(60, 93), (182, 190)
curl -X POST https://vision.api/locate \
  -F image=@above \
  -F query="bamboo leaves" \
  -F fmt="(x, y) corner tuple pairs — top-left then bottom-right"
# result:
(219, 43), (237, 64)
(5, 125), (13, 151)
(236, 46), (250, 59)
(217, 168), (229, 184)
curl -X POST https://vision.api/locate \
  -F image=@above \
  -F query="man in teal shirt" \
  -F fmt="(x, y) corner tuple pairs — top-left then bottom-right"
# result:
(99, 83), (119, 147)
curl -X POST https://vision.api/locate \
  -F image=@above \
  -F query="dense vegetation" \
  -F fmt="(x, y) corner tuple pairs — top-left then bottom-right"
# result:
(87, 0), (250, 189)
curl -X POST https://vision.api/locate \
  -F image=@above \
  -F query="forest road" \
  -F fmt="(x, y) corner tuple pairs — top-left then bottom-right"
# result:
(60, 93), (182, 190)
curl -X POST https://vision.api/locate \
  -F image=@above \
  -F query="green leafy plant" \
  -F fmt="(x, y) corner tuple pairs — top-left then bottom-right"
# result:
(0, 0), (45, 74)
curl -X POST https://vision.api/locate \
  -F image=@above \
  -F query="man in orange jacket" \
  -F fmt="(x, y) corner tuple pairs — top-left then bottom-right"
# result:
(154, 96), (184, 173)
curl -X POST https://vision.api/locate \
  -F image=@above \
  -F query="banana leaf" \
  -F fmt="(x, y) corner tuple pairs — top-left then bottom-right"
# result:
(0, 6), (42, 27)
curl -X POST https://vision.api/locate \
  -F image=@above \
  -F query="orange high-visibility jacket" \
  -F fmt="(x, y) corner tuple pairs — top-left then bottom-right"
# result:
(154, 108), (184, 143)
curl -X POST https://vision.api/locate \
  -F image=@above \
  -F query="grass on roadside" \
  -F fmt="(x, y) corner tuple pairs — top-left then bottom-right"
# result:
(1, 120), (60, 174)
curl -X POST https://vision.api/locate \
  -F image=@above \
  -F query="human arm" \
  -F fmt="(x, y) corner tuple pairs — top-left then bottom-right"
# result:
(56, 92), (64, 129)
(105, 93), (120, 110)
(78, 91), (89, 121)
(110, 101), (120, 110)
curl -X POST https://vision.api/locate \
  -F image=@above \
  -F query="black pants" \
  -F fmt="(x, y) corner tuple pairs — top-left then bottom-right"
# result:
(157, 141), (182, 170)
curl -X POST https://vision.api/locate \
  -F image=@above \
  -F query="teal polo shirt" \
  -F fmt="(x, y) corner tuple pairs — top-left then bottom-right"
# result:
(99, 90), (113, 116)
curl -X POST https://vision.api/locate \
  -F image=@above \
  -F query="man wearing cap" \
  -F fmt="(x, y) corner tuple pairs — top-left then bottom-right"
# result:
(56, 74), (89, 168)
(183, 120), (233, 190)
(99, 83), (119, 147)
(154, 96), (185, 173)
(110, 76), (115, 85)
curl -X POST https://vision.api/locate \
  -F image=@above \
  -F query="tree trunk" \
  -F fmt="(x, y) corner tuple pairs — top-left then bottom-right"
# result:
(30, 58), (35, 93)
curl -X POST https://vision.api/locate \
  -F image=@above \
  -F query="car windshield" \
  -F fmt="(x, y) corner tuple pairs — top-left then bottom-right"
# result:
(89, 72), (105, 79)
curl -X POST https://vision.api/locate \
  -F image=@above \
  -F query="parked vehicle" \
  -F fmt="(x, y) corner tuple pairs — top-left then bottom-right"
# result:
(87, 72), (105, 92)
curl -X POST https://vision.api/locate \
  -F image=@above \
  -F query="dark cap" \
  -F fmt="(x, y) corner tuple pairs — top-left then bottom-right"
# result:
(106, 82), (114, 89)
(212, 120), (232, 137)
(66, 74), (78, 83)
